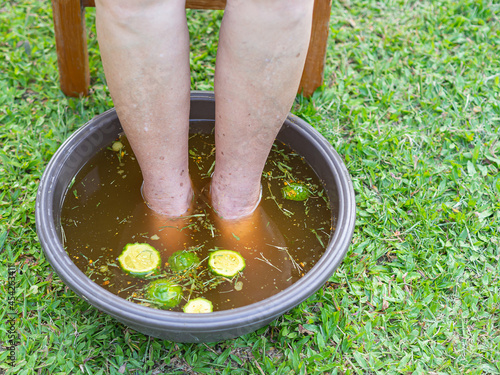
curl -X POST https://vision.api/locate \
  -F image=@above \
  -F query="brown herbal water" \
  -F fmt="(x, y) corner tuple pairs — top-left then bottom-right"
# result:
(61, 133), (332, 312)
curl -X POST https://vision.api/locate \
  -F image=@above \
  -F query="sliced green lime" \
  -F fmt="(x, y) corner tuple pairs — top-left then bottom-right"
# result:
(146, 279), (183, 309)
(168, 250), (200, 272)
(183, 297), (213, 313)
(208, 250), (245, 277)
(281, 183), (310, 201)
(118, 243), (161, 277)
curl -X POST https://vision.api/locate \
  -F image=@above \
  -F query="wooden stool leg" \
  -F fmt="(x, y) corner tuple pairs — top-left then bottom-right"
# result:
(51, 0), (89, 97)
(298, 0), (332, 98)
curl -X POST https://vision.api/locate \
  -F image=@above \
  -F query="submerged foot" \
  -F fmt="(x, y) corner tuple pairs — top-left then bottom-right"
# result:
(200, 181), (280, 251)
(146, 209), (193, 254)
(212, 202), (295, 303)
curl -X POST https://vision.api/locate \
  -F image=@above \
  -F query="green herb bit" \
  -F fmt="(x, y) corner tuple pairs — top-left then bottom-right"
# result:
(311, 229), (325, 248)
(266, 181), (294, 217)
(267, 244), (303, 273)
(202, 160), (216, 178)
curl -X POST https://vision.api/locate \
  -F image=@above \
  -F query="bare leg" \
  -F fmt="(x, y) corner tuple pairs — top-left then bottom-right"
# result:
(95, 0), (192, 217)
(211, 0), (315, 220)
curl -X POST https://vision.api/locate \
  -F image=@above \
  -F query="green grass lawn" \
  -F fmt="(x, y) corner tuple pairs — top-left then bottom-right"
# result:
(1, 0), (500, 373)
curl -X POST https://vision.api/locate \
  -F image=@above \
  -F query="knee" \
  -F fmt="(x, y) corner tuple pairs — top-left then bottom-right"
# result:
(96, 0), (186, 26)
(269, 0), (315, 21)
(226, 0), (314, 28)
(227, 0), (314, 26)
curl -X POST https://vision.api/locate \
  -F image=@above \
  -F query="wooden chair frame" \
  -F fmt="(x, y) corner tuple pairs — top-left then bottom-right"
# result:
(51, 0), (332, 98)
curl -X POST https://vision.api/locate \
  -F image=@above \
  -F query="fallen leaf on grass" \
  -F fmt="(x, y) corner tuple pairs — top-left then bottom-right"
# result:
(298, 324), (315, 336)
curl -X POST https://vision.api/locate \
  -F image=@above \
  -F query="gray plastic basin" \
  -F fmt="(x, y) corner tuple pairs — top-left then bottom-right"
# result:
(35, 91), (355, 343)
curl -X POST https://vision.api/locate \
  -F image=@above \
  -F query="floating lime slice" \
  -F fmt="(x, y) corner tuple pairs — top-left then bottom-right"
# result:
(183, 297), (213, 313)
(146, 279), (183, 309)
(281, 183), (310, 201)
(208, 250), (246, 277)
(118, 243), (161, 277)
(168, 250), (200, 272)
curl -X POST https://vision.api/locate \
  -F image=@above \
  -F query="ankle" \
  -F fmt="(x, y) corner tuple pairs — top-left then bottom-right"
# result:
(141, 181), (194, 217)
(210, 182), (262, 221)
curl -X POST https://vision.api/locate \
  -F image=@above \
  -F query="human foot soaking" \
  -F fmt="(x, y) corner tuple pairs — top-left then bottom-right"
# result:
(60, 133), (332, 312)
